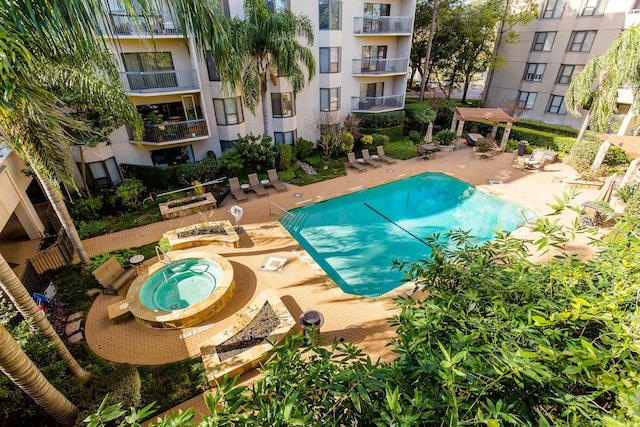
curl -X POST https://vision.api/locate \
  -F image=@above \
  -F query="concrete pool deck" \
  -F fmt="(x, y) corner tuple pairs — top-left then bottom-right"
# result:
(83, 144), (602, 368)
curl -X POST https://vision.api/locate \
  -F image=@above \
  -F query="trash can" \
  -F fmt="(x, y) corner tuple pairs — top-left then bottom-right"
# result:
(518, 140), (528, 156)
(299, 310), (324, 338)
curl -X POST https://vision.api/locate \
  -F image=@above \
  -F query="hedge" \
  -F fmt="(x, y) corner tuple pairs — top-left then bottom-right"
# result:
(355, 110), (405, 128)
(461, 121), (575, 152)
(360, 124), (404, 142)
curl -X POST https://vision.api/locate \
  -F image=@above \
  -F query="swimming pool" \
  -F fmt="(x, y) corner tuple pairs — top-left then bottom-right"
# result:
(281, 173), (535, 297)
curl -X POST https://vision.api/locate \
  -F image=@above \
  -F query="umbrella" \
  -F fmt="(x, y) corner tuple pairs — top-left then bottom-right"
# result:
(424, 122), (433, 144)
(229, 205), (244, 232)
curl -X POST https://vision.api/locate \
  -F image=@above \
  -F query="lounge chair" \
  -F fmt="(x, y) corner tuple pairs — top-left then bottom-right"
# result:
(525, 158), (549, 172)
(361, 149), (382, 168)
(229, 177), (248, 202)
(92, 256), (137, 295)
(248, 173), (268, 197)
(376, 145), (397, 164)
(523, 149), (545, 167)
(267, 169), (288, 192)
(346, 152), (367, 172)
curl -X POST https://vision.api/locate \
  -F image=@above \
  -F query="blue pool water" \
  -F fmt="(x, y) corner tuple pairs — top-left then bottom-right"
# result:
(281, 173), (535, 297)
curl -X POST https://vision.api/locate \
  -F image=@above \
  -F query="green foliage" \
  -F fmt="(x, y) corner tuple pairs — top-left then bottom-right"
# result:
(615, 182), (640, 203)
(383, 139), (418, 160)
(355, 110), (405, 128)
(219, 149), (244, 177)
(514, 119), (580, 137)
(120, 164), (177, 191)
(433, 100), (460, 129)
(116, 179), (145, 210)
(77, 220), (109, 239)
(174, 156), (222, 186)
(295, 137), (315, 159)
(71, 195), (104, 221)
(565, 139), (628, 178)
(340, 132), (354, 154)
(408, 130), (421, 143)
(229, 134), (277, 172)
(624, 190), (640, 218)
(360, 134), (373, 146)
(404, 102), (436, 131)
(372, 134), (390, 146)
(276, 143), (294, 170)
(434, 129), (456, 145)
(360, 125), (404, 142)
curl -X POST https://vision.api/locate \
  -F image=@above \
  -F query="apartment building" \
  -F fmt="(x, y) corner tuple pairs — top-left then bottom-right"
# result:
(484, 0), (640, 132)
(72, 0), (415, 191)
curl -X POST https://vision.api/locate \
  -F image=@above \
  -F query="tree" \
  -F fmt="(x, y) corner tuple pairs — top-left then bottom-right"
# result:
(0, 323), (78, 426)
(566, 25), (640, 140)
(230, 0), (316, 136)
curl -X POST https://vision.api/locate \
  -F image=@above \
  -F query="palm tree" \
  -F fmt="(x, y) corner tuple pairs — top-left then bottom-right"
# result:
(566, 24), (640, 140)
(231, 0), (316, 136)
(0, 254), (89, 380)
(0, 323), (78, 426)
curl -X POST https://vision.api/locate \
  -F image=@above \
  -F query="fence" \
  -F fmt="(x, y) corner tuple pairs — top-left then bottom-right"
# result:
(19, 228), (74, 295)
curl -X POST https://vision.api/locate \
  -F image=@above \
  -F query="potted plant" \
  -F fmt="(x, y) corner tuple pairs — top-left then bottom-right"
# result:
(434, 130), (456, 151)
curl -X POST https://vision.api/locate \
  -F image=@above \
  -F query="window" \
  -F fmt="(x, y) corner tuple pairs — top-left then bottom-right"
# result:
(547, 95), (567, 114)
(580, 0), (607, 16)
(213, 97), (244, 125)
(266, 0), (290, 11)
(205, 53), (220, 81)
(532, 32), (556, 51)
(319, 47), (341, 73)
(363, 3), (390, 33)
(220, 140), (236, 152)
(320, 87), (340, 111)
(568, 31), (596, 52)
(320, 123), (340, 134)
(271, 93), (295, 118)
(150, 145), (194, 167)
(364, 3), (390, 16)
(121, 52), (176, 89)
(518, 91), (537, 110)
(360, 82), (384, 107)
(79, 158), (123, 189)
(523, 63), (546, 81)
(542, 0), (566, 18)
(319, 0), (341, 30)
(361, 45), (387, 72)
(556, 64), (577, 84)
(274, 130), (297, 145)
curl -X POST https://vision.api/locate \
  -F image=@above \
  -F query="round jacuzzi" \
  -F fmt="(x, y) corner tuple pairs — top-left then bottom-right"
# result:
(125, 248), (235, 329)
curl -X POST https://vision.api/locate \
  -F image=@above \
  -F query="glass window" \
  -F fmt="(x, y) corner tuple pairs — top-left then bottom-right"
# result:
(518, 91), (537, 110)
(213, 97), (244, 125)
(568, 31), (596, 52)
(556, 64), (577, 84)
(319, 47), (341, 73)
(320, 87), (340, 111)
(205, 53), (220, 81)
(547, 95), (567, 114)
(364, 3), (390, 16)
(523, 63), (546, 81)
(532, 32), (556, 51)
(121, 52), (176, 90)
(580, 0), (607, 16)
(81, 157), (123, 189)
(271, 93), (295, 118)
(361, 45), (387, 72)
(220, 140), (236, 152)
(150, 145), (194, 167)
(266, 0), (290, 12)
(542, 0), (566, 18)
(319, 0), (341, 30)
(274, 130), (297, 145)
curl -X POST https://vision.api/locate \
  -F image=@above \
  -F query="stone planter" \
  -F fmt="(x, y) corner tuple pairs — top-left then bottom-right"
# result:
(158, 192), (217, 220)
(438, 144), (456, 152)
(163, 220), (240, 249)
(564, 179), (604, 190)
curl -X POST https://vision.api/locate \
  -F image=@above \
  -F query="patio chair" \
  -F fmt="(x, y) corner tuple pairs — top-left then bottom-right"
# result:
(92, 256), (137, 295)
(346, 152), (367, 172)
(376, 145), (397, 164)
(416, 145), (430, 160)
(229, 177), (248, 202)
(524, 158), (549, 172)
(523, 149), (545, 167)
(267, 169), (288, 192)
(248, 173), (268, 197)
(361, 149), (382, 168)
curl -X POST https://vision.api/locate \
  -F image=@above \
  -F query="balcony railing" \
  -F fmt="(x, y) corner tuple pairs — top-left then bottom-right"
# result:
(128, 119), (208, 143)
(109, 11), (181, 35)
(353, 16), (413, 35)
(352, 58), (408, 75)
(120, 69), (199, 93)
(351, 95), (405, 112)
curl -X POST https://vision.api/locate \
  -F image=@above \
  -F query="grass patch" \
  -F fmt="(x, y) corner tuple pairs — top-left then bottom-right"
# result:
(384, 139), (418, 160)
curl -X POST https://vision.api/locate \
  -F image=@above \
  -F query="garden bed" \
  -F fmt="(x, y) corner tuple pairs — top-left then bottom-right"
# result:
(163, 220), (239, 249)
(158, 192), (217, 220)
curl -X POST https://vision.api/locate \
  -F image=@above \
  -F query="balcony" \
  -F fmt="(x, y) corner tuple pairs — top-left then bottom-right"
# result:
(353, 16), (413, 35)
(352, 58), (408, 75)
(128, 119), (208, 144)
(120, 70), (199, 94)
(109, 11), (180, 36)
(351, 95), (405, 112)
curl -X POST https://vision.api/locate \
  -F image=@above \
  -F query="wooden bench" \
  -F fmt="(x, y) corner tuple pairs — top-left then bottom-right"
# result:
(92, 257), (137, 296)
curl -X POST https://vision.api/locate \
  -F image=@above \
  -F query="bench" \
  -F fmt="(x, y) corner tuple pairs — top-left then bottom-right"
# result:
(92, 257), (137, 296)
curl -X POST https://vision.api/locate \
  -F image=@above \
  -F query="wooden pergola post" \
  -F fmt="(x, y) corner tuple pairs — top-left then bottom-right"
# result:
(500, 122), (513, 151)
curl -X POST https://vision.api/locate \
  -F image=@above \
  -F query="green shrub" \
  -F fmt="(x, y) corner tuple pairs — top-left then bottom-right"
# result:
(404, 103), (436, 132)
(174, 156), (222, 186)
(295, 137), (315, 159)
(408, 130), (421, 143)
(277, 143), (294, 170)
(624, 190), (640, 218)
(219, 149), (244, 176)
(372, 134), (390, 146)
(77, 220), (109, 239)
(70, 195), (104, 221)
(361, 124), (404, 142)
(434, 129), (456, 145)
(120, 163), (178, 191)
(233, 134), (277, 172)
(615, 182), (640, 203)
(116, 179), (145, 210)
(340, 132), (355, 154)
(355, 110), (405, 128)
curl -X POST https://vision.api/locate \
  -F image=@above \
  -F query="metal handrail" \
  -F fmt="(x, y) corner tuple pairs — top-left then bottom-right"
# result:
(269, 202), (292, 220)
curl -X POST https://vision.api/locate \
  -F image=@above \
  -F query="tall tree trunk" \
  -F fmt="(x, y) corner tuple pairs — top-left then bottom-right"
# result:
(35, 172), (90, 267)
(0, 324), (78, 426)
(0, 254), (89, 380)
(419, 0), (439, 102)
(260, 73), (270, 137)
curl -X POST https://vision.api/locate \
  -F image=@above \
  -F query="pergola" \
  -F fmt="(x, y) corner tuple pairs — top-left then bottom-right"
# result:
(450, 107), (517, 150)
(597, 134), (640, 187)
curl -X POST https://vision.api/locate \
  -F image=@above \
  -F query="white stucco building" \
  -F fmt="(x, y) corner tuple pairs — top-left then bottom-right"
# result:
(74, 0), (416, 191)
